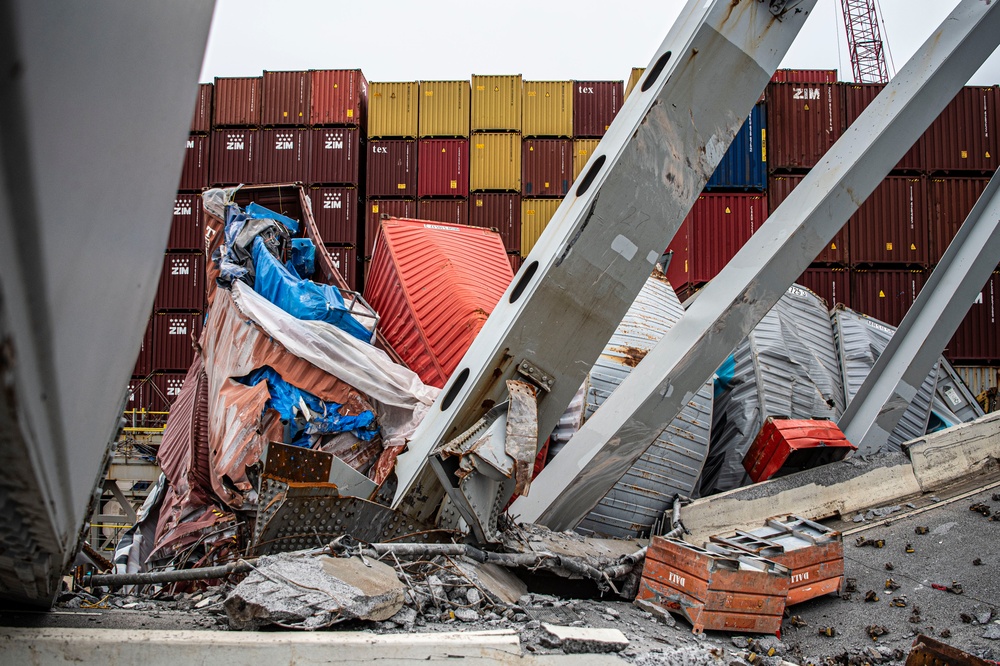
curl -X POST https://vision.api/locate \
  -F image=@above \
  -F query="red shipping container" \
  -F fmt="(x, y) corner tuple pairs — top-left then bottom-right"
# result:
(418, 138), (469, 197)
(213, 77), (261, 127)
(308, 127), (361, 185)
(155, 253), (204, 312)
(769, 175), (847, 264)
(948, 271), (1000, 363)
(770, 69), (838, 83)
(365, 199), (417, 257)
(741, 418), (855, 484)
(125, 375), (174, 415)
(169, 194), (203, 251)
(522, 139), (573, 197)
(843, 83), (921, 170)
(573, 80), (623, 138)
(258, 128), (309, 183)
(310, 69), (368, 127)
(851, 269), (926, 327)
(210, 129), (260, 185)
(132, 317), (154, 377)
(190, 83), (213, 134)
(766, 82), (845, 171)
(469, 193), (521, 253)
(179, 134), (209, 191)
(367, 139), (417, 198)
(418, 199), (469, 225)
(310, 186), (358, 245)
(848, 176), (928, 266)
(362, 218), (513, 387)
(152, 312), (203, 371)
(665, 217), (693, 291)
(508, 252), (523, 273)
(151, 373), (188, 412)
(928, 176), (991, 262)
(797, 267), (851, 309)
(324, 245), (358, 291)
(922, 86), (1000, 173)
(262, 70), (310, 126)
(690, 193), (768, 283)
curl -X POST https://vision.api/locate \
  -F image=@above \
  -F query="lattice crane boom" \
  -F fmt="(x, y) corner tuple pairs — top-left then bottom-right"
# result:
(841, 0), (890, 83)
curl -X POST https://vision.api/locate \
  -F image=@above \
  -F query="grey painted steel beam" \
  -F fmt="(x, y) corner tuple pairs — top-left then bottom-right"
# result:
(839, 172), (1000, 453)
(392, 0), (819, 514)
(510, 0), (1000, 530)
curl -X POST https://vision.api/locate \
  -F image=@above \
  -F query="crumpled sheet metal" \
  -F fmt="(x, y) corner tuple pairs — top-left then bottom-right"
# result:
(505, 380), (538, 497)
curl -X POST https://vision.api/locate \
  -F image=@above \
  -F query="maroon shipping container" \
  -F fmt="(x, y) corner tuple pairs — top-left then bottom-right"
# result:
(768, 174), (848, 264)
(152, 312), (203, 371)
(324, 245), (358, 291)
(948, 271), (1000, 362)
(169, 194), (203, 251)
(573, 80), (623, 138)
(508, 252), (523, 273)
(690, 193), (768, 283)
(209, 129), (260, 185)
(258, 128), (309, 183)
(367, 139), (417, 198)
(190, 83), (213, 134)
(665, 217), (692, 291)
(851, 269), (926, 327)
(848, 176), (928, 266)
(310, 69), (367, 127)
(365, 199), (416, 257)
(797, 267), (851, 308)
(308, 127), (361, 185)
(262, 70), (311, 126)
(922, 86), (999, 173)
(766, 82), (845, 171)
(151, 373), (188, 412)
(418, 199), (469, 225)
(843, 84), (921, 170)
(179, 134), (209, 191)
(469, 193), (521, 253)
(927, 176), (992, 262)
(155, 253), (204, 312)
(309, 186), (359, 245)
(771, 69), (838, 83)
(132, 318), (154, 377)
(213, 77), (262, 127)
(418, 138), (469, 197)
(522, 139), (573, 197)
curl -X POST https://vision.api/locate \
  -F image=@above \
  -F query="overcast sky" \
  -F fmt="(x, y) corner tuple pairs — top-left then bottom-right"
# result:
(200, 0), (1000, 85)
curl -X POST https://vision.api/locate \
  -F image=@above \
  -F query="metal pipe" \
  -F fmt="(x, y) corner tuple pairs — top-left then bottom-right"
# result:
(86, 559), (257, 587)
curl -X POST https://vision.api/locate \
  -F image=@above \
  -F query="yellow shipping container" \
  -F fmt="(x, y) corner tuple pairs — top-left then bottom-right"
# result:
(419, 80), (471, 137)
(572, 139), (601, 181)
(470, 132), (521, 192)
(522, 81), (573, 138)
(624, 67), (645, 101)
(368, 82), (419, 138)
(520, 198), (562, 257)
(471, 74), (522, 132)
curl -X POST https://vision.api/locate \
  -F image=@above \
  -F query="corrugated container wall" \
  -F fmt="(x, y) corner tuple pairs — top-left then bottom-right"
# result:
(770, 69), (838, 83)
(522, 139), (572, 197)
(520, 198), (561, 257)
(179, 134), (209, 191)
(705, 103), (767, 191)
(766, 82), (844, 171)
(922, 86), (999, 173)
(131, 319), (154, 378)
(213, 77), (262, 127)
(169, 194), (203, 251)
(418, 199), (469, 226)
(522, 81), (573, 138)
(690, 193), (768, 283)
(469, 193), (521, 253)
(851, 269), (926, 327)
(417, 138), (469, 198)
(418, 80), (471, 137)
(365, 199), (416, 256)
(258, 128), (310, 183)
(209, 129), (259, 185)
(664, 218), (692, 291)
(190, 83), (213, 134)
(309, 186), (359, 245)
(471, 74), (522, 132)
(152, 373), (187, 411)
(368, 82), (419, 138)
(470, 132), (521, 192)
(927, 176), (992, 262)
(797, 267), (851, 309)
(572, 139), (600, 180)
(152, 312), (203, 371)
(623, 67), (644, 101)
(843, 84), (921, 170)
(948, 271), (999, 362)
(848, 176), (928, 266)
(953, 366), (1000, 397)
(325, 245), (358, 291)
(508, 252), (523, 273)
(573, 80), (623, 138)
(310, 69), (367, 127)
(769, 174), (848, 264)
(154, 254), (204, 312)
(366, 139), (417, 198)
(262, 70), (311, 126)
(308, 127), (361, 185)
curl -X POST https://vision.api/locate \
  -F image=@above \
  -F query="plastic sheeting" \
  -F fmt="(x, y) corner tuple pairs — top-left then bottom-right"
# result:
(288, 238), (316, 279)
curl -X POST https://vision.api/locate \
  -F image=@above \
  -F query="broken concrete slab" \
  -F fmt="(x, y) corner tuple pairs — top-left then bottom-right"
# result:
(541, 623), (629, 654)
(454, 559), (528, 605)
(905, 412), (1000, 492)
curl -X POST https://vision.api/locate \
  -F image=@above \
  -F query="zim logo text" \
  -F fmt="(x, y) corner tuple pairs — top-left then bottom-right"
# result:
(325, 138), (344, 150)
(168, 320), (188, 336)
(226, 138), (245, 150)
(275, 133), (295, 149)
(793, 87), (821, 100)
(173, 203), (192, 216)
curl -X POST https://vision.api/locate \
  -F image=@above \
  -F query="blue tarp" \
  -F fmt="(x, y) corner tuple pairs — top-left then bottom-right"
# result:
(287, 238), (316, 279)
(713, 354), (737, 399)
(246, 201), (299, 234)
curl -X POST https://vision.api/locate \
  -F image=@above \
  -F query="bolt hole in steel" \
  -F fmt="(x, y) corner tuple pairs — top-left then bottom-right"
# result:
(509, 261), (539, 304)
(640, 50), (672, 93)
(441, 368), (470, 411)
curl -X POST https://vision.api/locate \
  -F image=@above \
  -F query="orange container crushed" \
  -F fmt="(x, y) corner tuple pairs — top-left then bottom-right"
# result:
(742, 417), (856, 483)
(362, 218), (513, 387)
(637, 537), (789, 635)
(709, 515), (844, 606)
